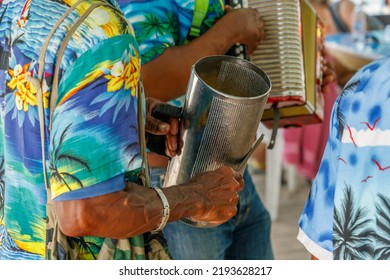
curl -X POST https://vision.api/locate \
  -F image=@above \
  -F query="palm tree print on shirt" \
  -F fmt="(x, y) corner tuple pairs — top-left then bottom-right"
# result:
(125, 124), (141, 169)
(49, 124), (91, 191)
(0, 5), (10, 71)
(336, 82), (358, 140)
(333, 185), (376, 260)
(67, 236), (100, 260)
(375, 194), (390, 260)
(138, 14), (169, 42)
(166, 13), (179, 43)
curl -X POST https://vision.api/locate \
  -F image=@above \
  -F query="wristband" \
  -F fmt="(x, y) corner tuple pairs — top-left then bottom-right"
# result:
(153, 187), (170, 232)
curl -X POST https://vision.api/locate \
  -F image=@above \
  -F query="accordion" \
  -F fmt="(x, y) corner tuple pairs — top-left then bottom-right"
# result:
(228, 0), (325, 128)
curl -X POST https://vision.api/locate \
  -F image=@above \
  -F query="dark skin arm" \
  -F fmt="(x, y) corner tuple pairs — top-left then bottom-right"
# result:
(54, 166), (243, 239)
(53, 98), (244, 238)
(141, 7), (265, 101)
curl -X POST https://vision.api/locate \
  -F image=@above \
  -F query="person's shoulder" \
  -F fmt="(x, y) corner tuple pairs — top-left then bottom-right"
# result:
(58, 1), (137, 72)
(340, 57), (390, 106)
(74, 0), (134, 39)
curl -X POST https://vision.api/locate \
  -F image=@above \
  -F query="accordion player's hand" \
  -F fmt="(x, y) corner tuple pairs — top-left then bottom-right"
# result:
(321, 48), (337, 95)
(223, 6), (265, 55)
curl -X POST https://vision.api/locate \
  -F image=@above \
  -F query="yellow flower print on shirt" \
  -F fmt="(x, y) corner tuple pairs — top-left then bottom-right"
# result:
(59, 45), (140, 107)
(8, 63), (36, 112)
(7, 63), (50, 112)
(105, 56), (140, 94)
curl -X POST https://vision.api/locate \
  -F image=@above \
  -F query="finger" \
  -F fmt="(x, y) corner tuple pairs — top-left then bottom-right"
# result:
(166, 133), (177, 151)
(219, 167), (244, 188)
(218, 165), (235, 175)
(165, 138), (177, 158)
(230, 191), (240, 204)
(234, 177), (245, 192)
(323, 75), (335, 85)
(214, 175), (244, 194)
(215, 166), (236, 182)
(199, 205), (237, 224)
(213, 204), (238, 222)
(226, 204), (238, 218)
(168, 118), (179, 135)
(165, 147), (176, 158)
(232, 169), (244, 182)
(145, 115), (170, 135)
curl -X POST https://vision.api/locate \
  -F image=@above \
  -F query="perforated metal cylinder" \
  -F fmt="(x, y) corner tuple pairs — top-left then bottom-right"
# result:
(163, 55), (271, 227)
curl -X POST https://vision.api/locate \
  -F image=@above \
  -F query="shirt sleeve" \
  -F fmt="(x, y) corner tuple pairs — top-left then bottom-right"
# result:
(49, 34), (144, 201)
(297, 95), (341, 259)
(119, 0), (224, 64)
(119, 0), (180, 64)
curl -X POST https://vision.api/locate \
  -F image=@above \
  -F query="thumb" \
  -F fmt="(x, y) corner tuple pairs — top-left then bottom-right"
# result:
(145, 115), (170, 135)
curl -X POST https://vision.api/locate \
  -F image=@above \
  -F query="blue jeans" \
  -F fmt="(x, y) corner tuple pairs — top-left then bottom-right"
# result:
(150, 167), (274, 260)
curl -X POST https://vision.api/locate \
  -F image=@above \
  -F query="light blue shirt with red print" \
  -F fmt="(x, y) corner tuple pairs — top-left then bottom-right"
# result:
(298, 56), (390, 260)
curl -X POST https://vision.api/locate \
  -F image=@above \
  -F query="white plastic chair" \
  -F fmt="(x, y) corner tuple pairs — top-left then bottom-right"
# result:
(258, 125), (300, 221)
(264, 129), (284, 221)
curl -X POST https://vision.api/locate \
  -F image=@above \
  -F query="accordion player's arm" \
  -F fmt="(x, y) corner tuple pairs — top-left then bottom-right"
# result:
(141, 8), (264, 101)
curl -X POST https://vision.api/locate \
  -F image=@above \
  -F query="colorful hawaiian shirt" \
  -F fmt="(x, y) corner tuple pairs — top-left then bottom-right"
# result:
(118, 0), (224, 106)
(0, 0), (145, 260)
(298, 56), (390, 260)
(118, 0), (224, 64)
